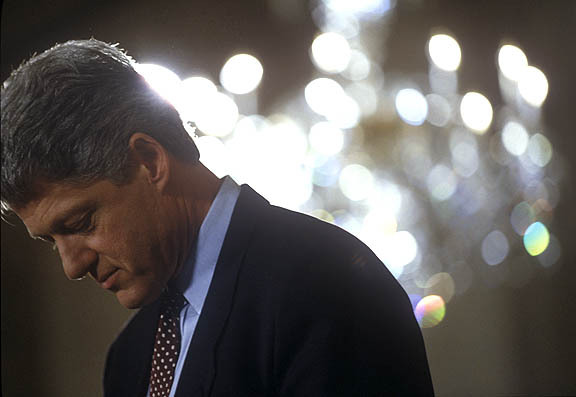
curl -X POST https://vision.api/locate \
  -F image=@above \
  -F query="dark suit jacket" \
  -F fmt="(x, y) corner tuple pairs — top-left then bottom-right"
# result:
(104, 185), (434, 396)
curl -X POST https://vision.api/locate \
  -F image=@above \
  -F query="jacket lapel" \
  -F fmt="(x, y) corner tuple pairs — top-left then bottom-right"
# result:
(174, 185), (268, 396)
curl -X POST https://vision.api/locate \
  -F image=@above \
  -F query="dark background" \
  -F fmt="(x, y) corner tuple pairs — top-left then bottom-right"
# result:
(2, 0), (575, 395)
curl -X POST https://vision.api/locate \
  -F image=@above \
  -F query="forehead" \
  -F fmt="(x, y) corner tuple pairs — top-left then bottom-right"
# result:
(15, 180), (113, 237)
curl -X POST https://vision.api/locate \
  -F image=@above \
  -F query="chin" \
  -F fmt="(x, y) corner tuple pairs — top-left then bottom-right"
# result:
(116, 285), (163, 309)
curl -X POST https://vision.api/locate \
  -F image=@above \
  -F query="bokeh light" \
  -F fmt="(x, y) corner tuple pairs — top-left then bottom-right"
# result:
(527, 133), (553, 167)
(460, 92), (493, 133)
(497, 44), (528, 81)
(426, 94), (452, 127)
(501, 121), (529, 156)
(195, 92), (239, 137)
(510, 202), (535, 235)
(395, 88), (428, 126)
(196, 136), (229, 178)
(343, 50), (371, 81)
(518, 66), (548, 107)
(428, 34), (462, 72)
(366, 231), (419, 278)
(481, 230), (510, 265)
(179, 76), (218, 123)
(305, 77), (344, 116)
(424, 272), (456, 303)
(414, 295), (446, 328)
(311, 32), (351, 73)
(220, 53), (264, 95)
(339, 164), (374, 201)
(309, 121), (345, 156)
(523, 222), (550, 256)
(427, 164), (457, 201)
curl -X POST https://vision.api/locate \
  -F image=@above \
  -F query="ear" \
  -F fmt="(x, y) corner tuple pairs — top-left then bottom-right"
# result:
(128, 133), (171, 191)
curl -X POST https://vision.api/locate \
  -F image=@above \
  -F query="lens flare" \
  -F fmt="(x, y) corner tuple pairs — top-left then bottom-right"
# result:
(414, 295), (446, 328)
(523, 222), (550, 256)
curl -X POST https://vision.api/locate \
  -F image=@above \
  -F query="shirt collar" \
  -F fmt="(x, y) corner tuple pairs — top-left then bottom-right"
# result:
(171, 176), (241, 314)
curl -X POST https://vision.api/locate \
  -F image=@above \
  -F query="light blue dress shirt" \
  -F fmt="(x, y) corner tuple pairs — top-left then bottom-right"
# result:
(148, 176), (241, 397)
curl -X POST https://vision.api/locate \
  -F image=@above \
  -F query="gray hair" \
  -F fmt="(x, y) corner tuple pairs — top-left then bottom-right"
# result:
(1, 39), (200, 215)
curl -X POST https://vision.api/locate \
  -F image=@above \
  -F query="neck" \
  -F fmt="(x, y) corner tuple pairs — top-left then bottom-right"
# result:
(166, 161), (222, 282)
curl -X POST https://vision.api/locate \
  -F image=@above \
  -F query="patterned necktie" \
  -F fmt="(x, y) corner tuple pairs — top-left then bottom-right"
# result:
(149, 290), (186, 397)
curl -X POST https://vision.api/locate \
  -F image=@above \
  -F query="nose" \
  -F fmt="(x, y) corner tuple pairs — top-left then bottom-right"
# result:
(55, 235), (98, 280)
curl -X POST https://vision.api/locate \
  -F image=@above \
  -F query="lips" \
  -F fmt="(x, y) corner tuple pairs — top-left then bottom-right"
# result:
(99, 269), (119, 289)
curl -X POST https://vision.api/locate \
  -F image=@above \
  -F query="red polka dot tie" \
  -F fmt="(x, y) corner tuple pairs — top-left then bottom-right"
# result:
(149, 290), (186, 397)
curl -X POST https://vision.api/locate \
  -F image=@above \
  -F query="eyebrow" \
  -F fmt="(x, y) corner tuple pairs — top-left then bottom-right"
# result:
(30, 201), (98, 240)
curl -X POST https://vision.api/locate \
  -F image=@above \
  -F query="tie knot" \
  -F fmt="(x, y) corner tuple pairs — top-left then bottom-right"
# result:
(160, 289), (186, 316)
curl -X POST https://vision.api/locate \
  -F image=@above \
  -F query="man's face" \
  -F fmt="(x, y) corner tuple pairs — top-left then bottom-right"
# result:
(15, 174), (178, 309)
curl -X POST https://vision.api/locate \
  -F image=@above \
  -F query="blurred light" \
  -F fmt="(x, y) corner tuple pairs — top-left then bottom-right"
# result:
(324, 0), (392, 18)
(311, 156), (341, 187)
(518, 66), (548, 107)
(523, 180), (549, 204)
(414, 295), (446, 328)
(501, 121), (529, 156)
(527, 133), (553, 167)
(267, 115), (309, 166)
(178, 76), (218, 122)
(523, 221), (550, 256)
(367, 181), (403, 215)
(537, 234), (561, 268)
(460, 92), (493, 133)
(395, 88), (428, 126)
(342, 50), (371, 81)
(361, 208), (398, 238)
(424, 272), (455, 303)
(311, 32), (351, 73)
(481, 230), (509, 266)
(195, 92), (239, 137)
(427, 164), (457, 201)
(309, 121), (345, 156)
(346, 82), (379, 116)
(305, 77), (345, 116)
(339, 164), (374, 201)
(366, 231), (418, 278)
(134, 63), (182, 107)
(426, 94), (451, 127)
(498, 45), (528, 81)
(220, 54), (264, 95)
(305, 79), (361, 128)
(428, 34), (462, 72)
(451, 141), (479, 178)
(310, 209), (335, 223)
(196, 136), (229, 178)
(510, 202), (535, 235)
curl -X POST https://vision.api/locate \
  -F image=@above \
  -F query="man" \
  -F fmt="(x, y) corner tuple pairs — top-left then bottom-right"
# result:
(1, 39), (434, 396)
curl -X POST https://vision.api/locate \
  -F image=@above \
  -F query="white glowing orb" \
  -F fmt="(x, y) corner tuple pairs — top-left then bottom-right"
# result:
(428, 34), (462, 72)
(451, 141), (479, 178)
(460, 92), (493, 133)
(339, 164), (374, 201)
(134, 63), (182, 107)
(309, 121), (345, 156)
(220, 54), (263, 95)
(311, 32), (351, 74)
(427, 164), (457, 201)
(305, 78), (360, 128)
(305, 78), (345, 116)
(365, 231), (418, 278)
(498, 45), (528, 82)
(481, 230), (509, 266)
(178, 76), (217, 122)
(197, 136), (229, 178)
(502, 121), (529, 156)
(343, 50), (371, 81)
(527, 133), (553, 167)
(266, 115), (309, 166)
(518, 66), (548, 107)
(395, 88), (428, 126)
(361, 208), (398, 238)
(195, 92), (239, 137)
